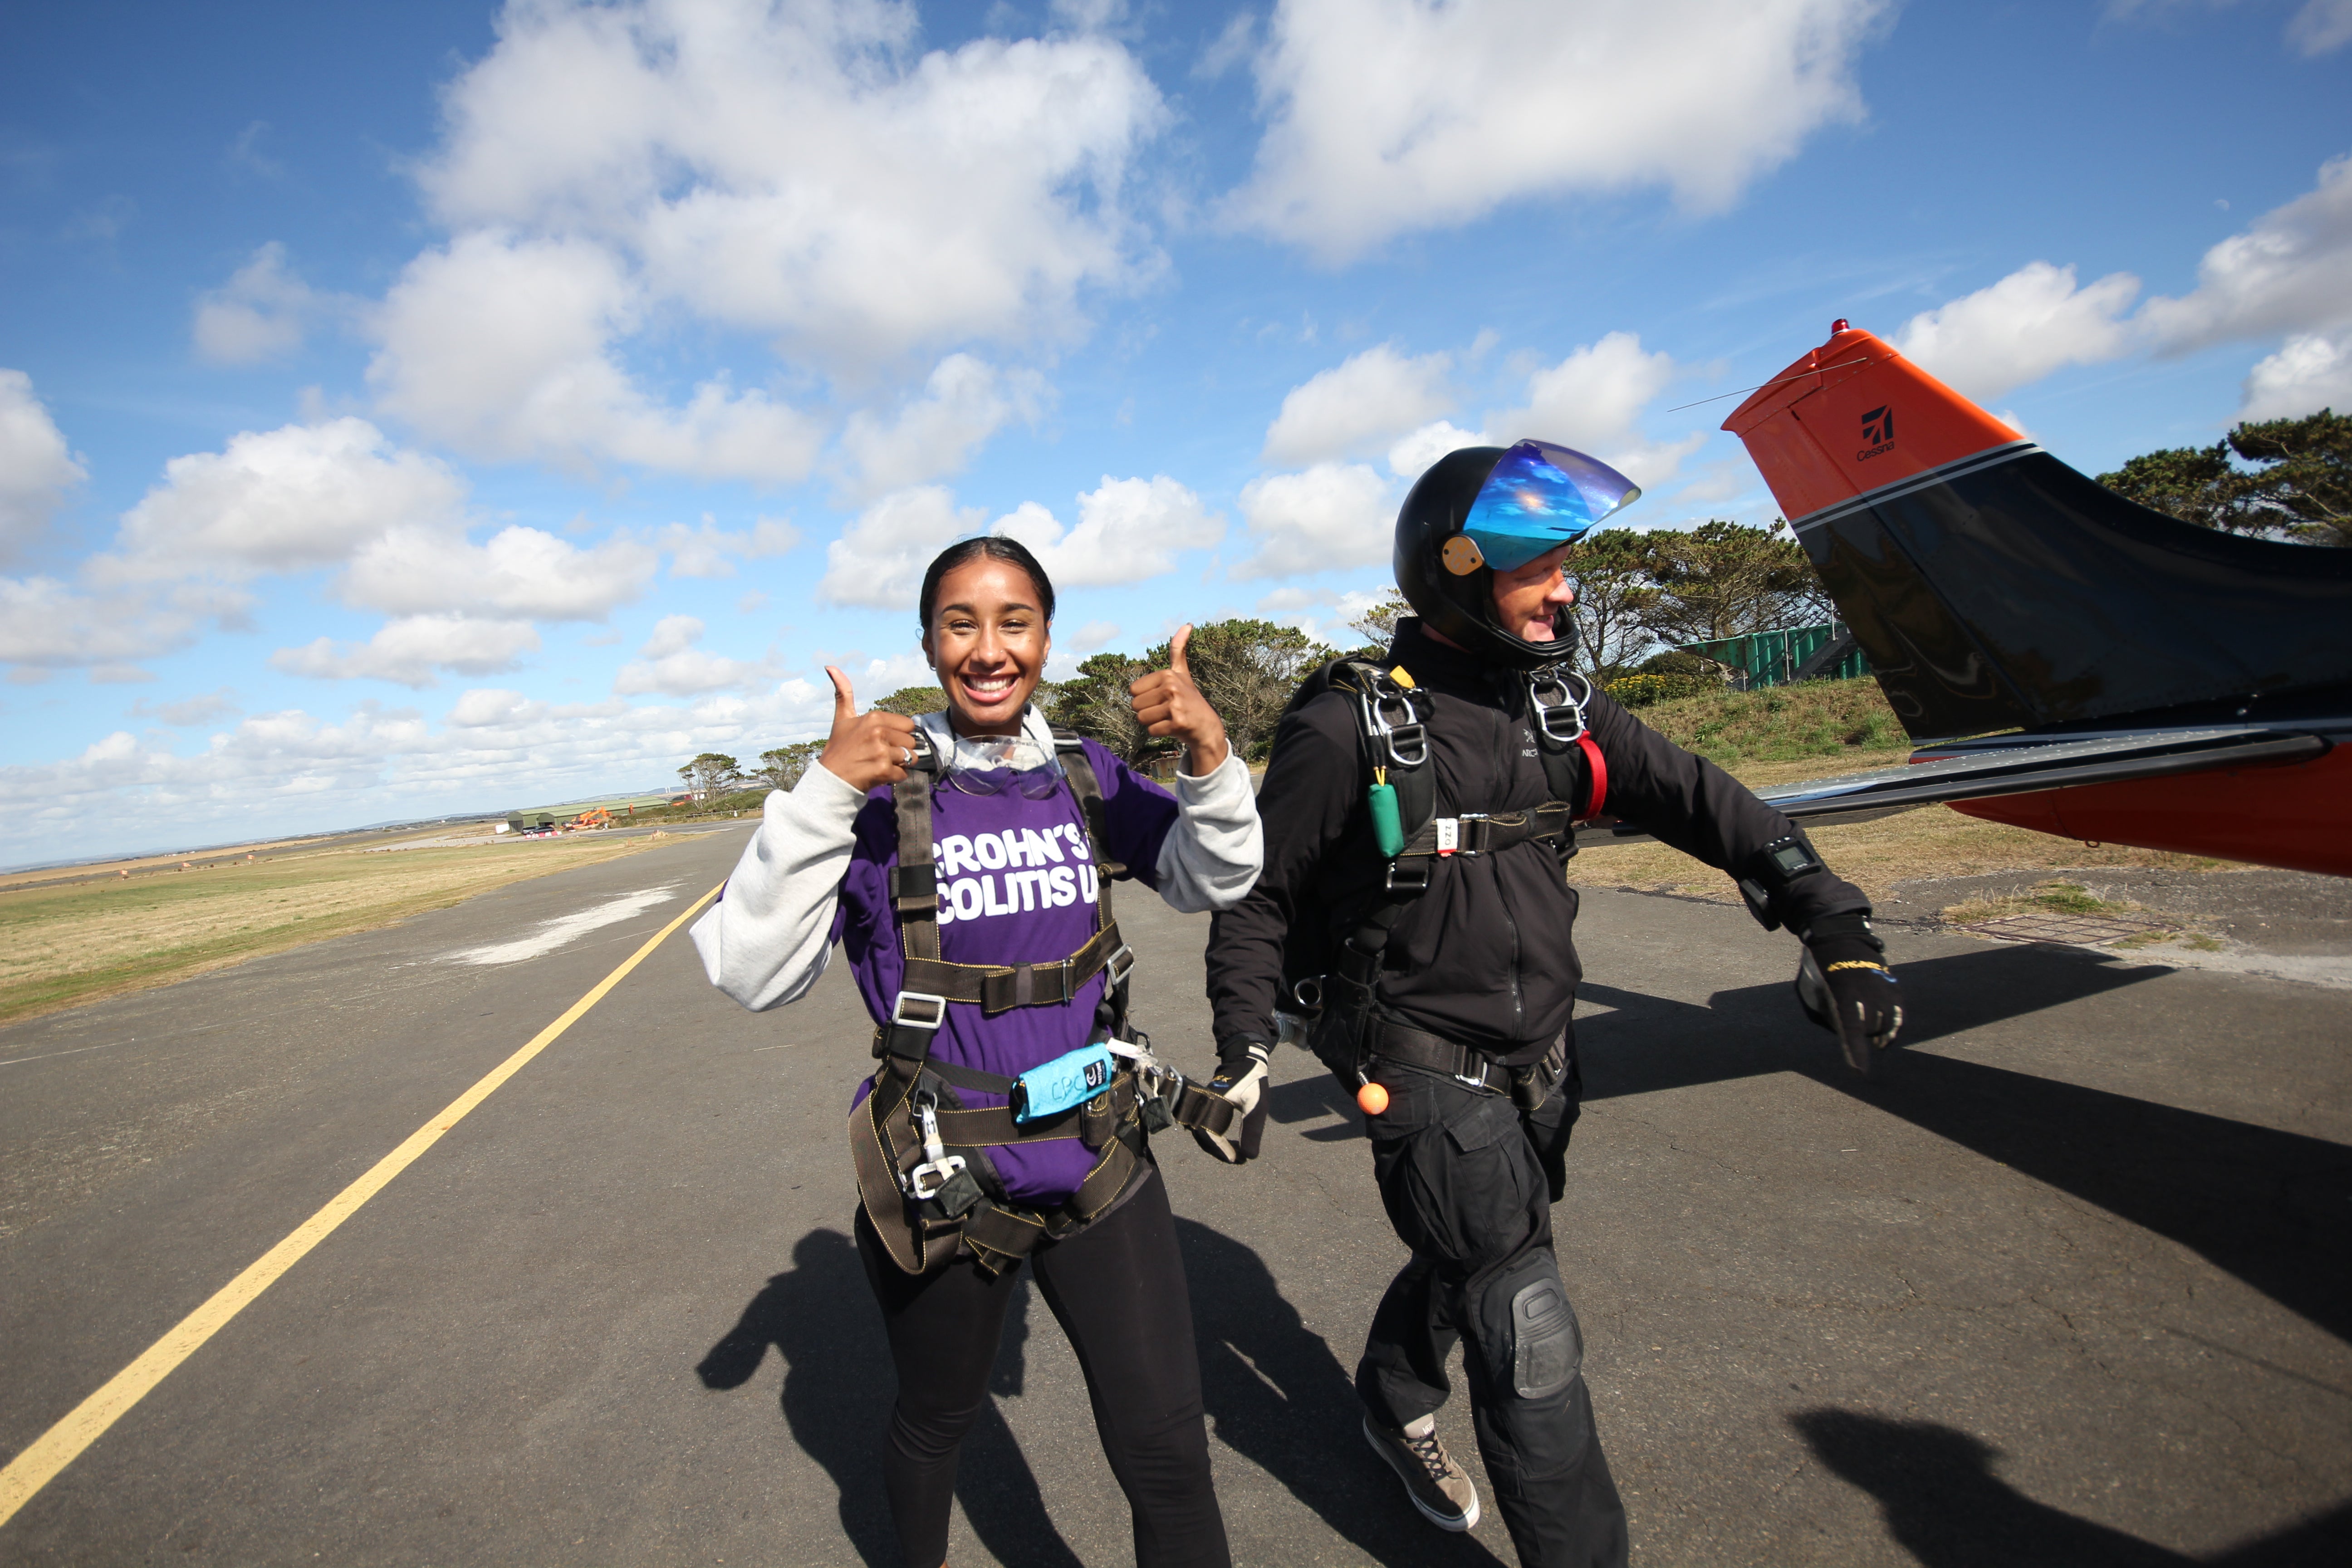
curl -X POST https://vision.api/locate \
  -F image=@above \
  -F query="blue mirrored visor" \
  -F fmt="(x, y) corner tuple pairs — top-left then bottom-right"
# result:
(1460, 440), (1641, 572)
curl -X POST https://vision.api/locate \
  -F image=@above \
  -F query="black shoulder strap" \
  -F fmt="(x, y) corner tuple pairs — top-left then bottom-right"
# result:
(1050, 726), (1122, 921)
(1052, 726), (1133, 1033)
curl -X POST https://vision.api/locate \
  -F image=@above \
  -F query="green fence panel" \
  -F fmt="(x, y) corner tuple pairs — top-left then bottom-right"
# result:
(1675, 622), (1872, 688)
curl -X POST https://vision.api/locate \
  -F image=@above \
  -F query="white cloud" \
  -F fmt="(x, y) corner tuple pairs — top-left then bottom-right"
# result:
(990, 474), (1223, 587)
(1068, 619), (1120, 652)
(101, 418), (467, 583)
(1388, 420), (1492, 480)
(0, 577), (243, 671)
(1893, 261), (2144, 402)
(2240, 328), (2352, 420)
(1890, 155), (2352, 409)
(1224, 0), (1886, 262)
(818, 485), (985, 610)
(270, 615), (543, 688)
(339, 524), (658, 622)
(658, 514), (800, 578)
(192, 242), (333, 364)
(1261, 345), (1455, 465)
(2107, 0), (2352, 56)
(1248, 582), (1398, 646)
(1231, 462), (1393, 579)
(0, 369), (86, 560)
(1493, 332), (1677, 445)
(2139, 153), (2352, 350)
(2288, 0), (2352, 54)
(613, 613), (774, 696)
(640, 613), (704, 659)
(421, 0), (1163, 361)
(137, 688), (241, 727)
(1487, 332), (1700, 491)
(0, 676), (855, 865)
(839, 355), (1044, 500)
(368, 232), (826, 482)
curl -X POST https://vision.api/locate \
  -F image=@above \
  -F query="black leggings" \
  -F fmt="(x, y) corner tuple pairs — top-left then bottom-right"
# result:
(854, 1173), (1230, 1568)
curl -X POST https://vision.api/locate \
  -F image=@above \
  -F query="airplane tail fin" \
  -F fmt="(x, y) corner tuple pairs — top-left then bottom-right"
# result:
(1724, 323), (2352, 740)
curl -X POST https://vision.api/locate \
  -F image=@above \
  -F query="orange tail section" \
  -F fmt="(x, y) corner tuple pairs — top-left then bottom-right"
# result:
(1718, 320), (2352, 743)
(1723, 323), (2024, 524)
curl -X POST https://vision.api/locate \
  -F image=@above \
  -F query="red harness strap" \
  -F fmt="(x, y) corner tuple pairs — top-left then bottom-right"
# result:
(1576, 733), (1608, 819)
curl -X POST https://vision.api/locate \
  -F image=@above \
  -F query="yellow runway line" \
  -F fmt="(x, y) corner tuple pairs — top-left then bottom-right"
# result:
(0, 882), (723, 1530)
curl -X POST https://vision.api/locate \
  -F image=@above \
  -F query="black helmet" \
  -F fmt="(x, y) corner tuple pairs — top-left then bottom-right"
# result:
(1392, 439), (1643, 669)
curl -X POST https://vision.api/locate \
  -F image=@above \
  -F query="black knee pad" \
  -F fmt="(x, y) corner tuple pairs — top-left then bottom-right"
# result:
(1485, 1250), (1583, 1400)
(1470, 1249), (1593, 1485)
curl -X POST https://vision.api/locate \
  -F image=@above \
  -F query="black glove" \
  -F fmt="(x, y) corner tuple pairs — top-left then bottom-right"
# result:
(1796, 912), (1904, 1076)
(1192, 1036), (1271, 1165)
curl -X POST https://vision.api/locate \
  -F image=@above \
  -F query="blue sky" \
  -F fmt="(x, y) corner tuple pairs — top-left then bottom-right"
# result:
(2, 0), (2347, 866)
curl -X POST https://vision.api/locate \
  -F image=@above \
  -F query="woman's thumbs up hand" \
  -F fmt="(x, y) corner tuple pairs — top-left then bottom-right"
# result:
(1128, 625), (1230, 775)
(819, 667), (922, 793)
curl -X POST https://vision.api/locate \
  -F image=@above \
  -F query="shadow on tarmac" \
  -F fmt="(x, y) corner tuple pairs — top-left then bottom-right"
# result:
(1262, 1072), (1367, 1142)
(695, 1227), (1082, 1568)
(699, 1216), (1505, 1566)
(1177, 1215), (1510, 1567)
(1577, 945), (2352, 1345)
(1793, 1409), (2352, 1566)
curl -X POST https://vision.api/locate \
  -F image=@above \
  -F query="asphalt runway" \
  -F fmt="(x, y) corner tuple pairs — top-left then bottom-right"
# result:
(2, 825), (2348, 1565)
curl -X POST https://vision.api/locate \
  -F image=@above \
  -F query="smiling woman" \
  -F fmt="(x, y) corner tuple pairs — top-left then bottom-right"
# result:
(0, 834), (661, 1028)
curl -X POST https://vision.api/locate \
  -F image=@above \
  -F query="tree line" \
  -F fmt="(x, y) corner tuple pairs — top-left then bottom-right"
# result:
(2096, 408), (2347, 547)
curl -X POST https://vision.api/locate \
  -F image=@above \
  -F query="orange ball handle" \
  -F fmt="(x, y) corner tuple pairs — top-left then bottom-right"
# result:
(1356, 1082), (1390, 1116)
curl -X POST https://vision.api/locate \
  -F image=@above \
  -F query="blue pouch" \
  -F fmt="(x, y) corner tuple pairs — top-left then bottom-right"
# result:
(1009, 1042), (1116, 1124)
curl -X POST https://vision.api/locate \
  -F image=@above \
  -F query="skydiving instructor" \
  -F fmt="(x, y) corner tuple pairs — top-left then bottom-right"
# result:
(1201, 442), (1904, 1567)
(693, 536), (1262, 1568)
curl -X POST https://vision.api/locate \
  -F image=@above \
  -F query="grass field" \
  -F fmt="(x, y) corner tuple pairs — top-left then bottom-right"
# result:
(1567, 681), (2242, 907)
(0, 833), (665, 1028)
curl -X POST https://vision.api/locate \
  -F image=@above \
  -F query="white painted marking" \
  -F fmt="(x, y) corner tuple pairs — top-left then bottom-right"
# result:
(442, 884), (682, 966)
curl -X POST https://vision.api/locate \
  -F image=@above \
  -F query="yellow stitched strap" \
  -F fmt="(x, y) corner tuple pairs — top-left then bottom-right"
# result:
(1824, 960), (1889, 974)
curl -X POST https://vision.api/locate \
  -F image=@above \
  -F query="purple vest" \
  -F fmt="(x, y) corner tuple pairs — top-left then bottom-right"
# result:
(832, 739), (1180, 1205)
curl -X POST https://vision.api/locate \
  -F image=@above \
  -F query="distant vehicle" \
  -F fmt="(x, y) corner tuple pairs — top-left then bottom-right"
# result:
(1685, 320), (2349, 878)
(505, 813), (560, 838)
(569, 808), (615, 831)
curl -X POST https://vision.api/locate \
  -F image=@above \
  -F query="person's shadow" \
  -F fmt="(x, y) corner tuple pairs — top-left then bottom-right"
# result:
(1794, 1408), (2352, 1566)
(696, 1227), (1082, 1568)
(1177, 1215), (1511, 1566)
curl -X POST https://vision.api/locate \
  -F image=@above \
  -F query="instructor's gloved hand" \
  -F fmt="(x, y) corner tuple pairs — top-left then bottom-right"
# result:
(1796, 912), (1904, 1076)
(1193, 1037), (1271, 1165)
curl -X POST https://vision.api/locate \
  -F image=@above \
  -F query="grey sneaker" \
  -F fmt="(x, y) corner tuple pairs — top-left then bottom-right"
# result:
(1362, 1413), (1480, 1532)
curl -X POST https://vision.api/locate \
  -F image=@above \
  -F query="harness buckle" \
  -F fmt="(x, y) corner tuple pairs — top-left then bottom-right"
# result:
(1358, 682), (1430, 768)
(1102, 942), (1137, 990)
(907, 1152), (969, 1200)
(1385, 859), (1431, 894)
(1528, 667), (1592, 745)
(891, 990), (949, 1030)
(905, 1096), (969, 1200)
(1435, 813), (1491, 858)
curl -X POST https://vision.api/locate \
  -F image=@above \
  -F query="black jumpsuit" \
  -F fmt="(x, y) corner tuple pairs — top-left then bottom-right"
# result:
(1206, 618), (1867, 1568)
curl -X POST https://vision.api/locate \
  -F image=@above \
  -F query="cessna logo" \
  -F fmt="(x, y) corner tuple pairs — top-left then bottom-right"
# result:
(1857, 405), (1896, 461)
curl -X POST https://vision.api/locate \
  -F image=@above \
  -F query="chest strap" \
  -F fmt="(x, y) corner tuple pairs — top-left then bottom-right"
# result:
(891, 920), (1134, 1019)
(1392, 800), (1577, 859)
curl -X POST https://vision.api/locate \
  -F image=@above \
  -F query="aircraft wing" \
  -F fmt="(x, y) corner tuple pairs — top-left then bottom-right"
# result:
(1573, 725), (2331, 848)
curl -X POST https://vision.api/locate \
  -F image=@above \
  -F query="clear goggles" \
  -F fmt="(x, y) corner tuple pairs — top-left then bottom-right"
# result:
(937, 726), (1063, 799)
(1455, 440), (1640, 573)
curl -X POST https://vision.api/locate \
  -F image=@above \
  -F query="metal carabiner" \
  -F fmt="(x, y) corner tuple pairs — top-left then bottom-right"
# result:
(1357, 680), (1430, 768)
(905, 1093), (968, 1200)
(1528, 666), (1592, 745)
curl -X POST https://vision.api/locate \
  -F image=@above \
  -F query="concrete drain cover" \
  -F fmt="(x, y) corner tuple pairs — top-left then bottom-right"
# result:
(1958, 912), (2175, 947)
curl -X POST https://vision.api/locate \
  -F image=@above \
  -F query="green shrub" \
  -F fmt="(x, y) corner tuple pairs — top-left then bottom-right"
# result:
(1605, 671), (1715, 708)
